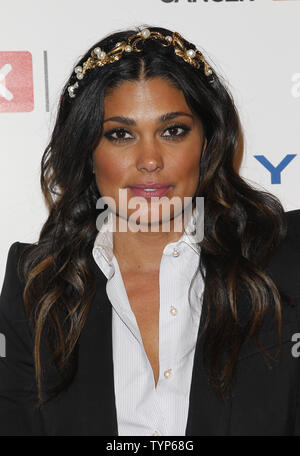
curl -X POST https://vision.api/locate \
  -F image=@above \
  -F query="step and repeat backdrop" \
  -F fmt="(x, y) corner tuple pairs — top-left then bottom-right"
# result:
(0, 0), (299, 284)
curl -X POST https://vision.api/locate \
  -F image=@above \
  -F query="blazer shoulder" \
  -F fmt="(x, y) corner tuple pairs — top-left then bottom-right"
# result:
(284, 209), (300, 243)
(0, 241), (36, 320)
(280, 209), (300, 261)
(266, 210), (300, 300)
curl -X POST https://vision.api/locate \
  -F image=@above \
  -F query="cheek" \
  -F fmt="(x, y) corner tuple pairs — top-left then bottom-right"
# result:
(93, 151), (128, 186)
(173, 149), (201, 183)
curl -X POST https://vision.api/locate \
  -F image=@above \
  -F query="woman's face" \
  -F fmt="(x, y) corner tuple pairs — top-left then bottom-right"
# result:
(93, 76), (207, 228)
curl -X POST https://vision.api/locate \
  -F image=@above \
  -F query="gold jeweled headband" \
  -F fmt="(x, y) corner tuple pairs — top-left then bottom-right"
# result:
(67, 28), (214, 98)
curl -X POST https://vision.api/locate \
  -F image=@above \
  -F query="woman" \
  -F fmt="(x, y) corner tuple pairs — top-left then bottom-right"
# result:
(0, 25), (300, 436)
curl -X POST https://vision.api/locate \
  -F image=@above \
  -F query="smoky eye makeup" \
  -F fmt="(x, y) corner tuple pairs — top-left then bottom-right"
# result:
(103, 122), (192, 143)
(162, 123), (191, 139)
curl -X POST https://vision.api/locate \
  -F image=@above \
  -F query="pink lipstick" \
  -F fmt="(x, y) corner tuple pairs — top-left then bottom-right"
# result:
(128, 183), (173, 199)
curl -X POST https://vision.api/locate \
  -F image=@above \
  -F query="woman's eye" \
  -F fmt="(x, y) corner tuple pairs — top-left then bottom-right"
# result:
(162, 125), (190, 139)
(104, 128), (134, 142)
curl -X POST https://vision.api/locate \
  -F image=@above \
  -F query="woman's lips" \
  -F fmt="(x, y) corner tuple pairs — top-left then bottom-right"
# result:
(128, 186), (173, 199)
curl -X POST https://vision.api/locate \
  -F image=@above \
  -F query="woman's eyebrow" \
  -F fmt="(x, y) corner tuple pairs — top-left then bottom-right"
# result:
(103, 112), (194, 126)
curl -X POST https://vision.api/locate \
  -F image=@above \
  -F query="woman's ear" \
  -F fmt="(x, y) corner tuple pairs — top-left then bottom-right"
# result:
(202, 137), (207, 153)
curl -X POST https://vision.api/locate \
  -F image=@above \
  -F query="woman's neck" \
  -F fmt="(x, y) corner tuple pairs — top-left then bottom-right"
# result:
(112, 217), (185, 274)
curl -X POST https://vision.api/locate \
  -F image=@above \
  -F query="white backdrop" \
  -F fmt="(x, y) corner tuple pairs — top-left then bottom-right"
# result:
(0, 0), (299, 285)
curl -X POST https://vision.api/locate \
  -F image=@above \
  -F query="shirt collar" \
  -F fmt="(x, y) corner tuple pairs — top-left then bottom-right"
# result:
(93, 204), (201, 264)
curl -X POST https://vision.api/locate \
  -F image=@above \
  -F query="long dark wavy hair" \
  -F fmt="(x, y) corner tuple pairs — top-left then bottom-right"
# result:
(18, 25), (287, 405)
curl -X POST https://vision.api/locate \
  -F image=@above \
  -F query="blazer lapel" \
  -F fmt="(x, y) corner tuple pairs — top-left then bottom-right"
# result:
(185, 285), (232, 436)
(78, 259), (119, 435)
(41, 260), (119, 436)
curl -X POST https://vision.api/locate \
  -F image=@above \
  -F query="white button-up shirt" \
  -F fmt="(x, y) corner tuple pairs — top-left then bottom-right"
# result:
(92, 207), (205, 436)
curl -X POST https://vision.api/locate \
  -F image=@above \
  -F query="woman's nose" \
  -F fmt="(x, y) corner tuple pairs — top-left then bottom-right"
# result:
(135, 139), (164, 173)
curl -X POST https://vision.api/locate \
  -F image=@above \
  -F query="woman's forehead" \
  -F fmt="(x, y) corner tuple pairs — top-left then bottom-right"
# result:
(103, 77), (192, 118)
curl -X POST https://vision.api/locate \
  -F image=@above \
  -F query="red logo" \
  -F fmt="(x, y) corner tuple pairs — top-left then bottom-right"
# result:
(0, 51), (34, 112)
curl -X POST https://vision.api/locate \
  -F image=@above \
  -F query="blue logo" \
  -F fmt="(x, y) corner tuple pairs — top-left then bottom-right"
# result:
(253, 154), (297, 184)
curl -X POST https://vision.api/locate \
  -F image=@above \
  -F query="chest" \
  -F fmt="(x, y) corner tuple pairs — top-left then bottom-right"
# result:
(120, 270), (160, 385)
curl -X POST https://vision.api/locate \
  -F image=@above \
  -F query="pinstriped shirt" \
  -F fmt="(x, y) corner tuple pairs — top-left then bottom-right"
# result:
(92, 208), (204, 436)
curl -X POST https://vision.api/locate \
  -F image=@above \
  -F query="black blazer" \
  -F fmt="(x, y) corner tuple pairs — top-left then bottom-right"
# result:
(1, 209), (300, 436)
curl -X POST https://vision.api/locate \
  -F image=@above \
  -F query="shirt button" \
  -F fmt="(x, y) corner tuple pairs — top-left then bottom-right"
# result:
(170, 306), (178, 316)
(152, 430), (160, 436)
(172, 248), (180, 257)
(164, 368), (172, 379)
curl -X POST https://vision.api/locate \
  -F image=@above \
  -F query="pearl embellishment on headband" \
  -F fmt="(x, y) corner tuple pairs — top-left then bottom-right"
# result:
(141, 28), (151, 39)
(186, 49), (196, 58)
